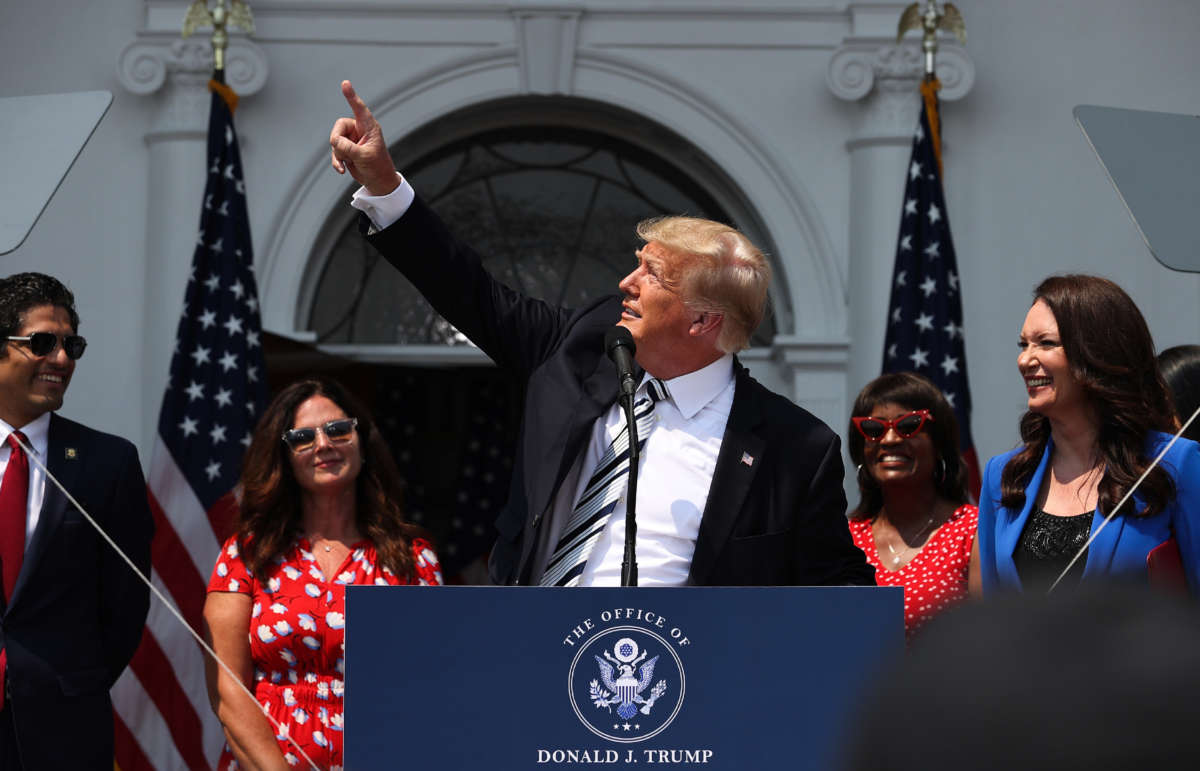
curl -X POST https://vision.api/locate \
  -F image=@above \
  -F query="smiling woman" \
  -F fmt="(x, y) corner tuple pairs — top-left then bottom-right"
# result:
(201, 377), (442, 770)
(846, 372), (977, 639)
(978, 274), (1200, 595)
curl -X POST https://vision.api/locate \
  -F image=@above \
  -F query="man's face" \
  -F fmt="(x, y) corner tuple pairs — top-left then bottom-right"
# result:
(617, 241), (695, 376)
(0, 304), (76, 428)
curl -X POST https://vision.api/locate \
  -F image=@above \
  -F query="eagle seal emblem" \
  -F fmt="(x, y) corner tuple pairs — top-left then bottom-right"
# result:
(590, 638), (668, 720)
(568, 626), (685, 743)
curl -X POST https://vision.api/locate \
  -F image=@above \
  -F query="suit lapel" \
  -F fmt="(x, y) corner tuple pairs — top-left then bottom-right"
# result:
(688, 364), (763, 585)
(1081, 495), (1127, 579)
(997, 439), (1129, 586)
(527, 349), (635, 522)
(10, 414), (79, 608)
(996, 441), (1053, 590)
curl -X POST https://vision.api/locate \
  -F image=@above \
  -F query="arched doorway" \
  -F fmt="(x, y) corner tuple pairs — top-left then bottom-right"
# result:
(292, 97), (779, 580)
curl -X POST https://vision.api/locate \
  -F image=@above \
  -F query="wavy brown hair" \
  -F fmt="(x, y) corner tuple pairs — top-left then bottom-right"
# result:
(1000, 275), (1176, 517)
(847, 372), (969, 518)
(236, 377), (426, 579)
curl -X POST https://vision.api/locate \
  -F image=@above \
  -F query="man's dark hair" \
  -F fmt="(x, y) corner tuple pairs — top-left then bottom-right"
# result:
(0, 273), (81, 358)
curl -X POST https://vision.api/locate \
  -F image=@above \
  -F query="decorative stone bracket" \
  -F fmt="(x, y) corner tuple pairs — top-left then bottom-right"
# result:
(827, 37), (973, 103)
(827, 37), (973, 147)
(117, 35), (268, 137)
(512, 8), (582, 95)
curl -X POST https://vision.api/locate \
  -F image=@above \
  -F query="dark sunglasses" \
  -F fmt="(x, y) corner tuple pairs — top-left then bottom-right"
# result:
(281, 417), (358, 453)
(6, 332), (87, 360)
(852, 410), (934, 442)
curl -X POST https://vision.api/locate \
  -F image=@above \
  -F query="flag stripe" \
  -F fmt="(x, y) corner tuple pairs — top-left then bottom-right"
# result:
(144, 569), (226, 761)
(113, 670), (194, 771)
(114, 711), (155, 771)
(149, 440), (221, 577)
(126, 627), (211, 771)
(146, 489), (208, 627)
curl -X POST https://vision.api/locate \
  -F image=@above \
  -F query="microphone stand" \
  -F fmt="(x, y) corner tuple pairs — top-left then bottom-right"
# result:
(620, 389), (639, 587)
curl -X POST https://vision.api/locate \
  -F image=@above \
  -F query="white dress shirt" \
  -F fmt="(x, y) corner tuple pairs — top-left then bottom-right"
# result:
(351, 177), (737, 586)
(0, 412), (52, 551)
(567, 358), (735, 586)
(351, 174), (415, 230)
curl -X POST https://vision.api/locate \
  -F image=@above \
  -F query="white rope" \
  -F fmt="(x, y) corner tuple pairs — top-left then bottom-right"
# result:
(1046, 404), (1200, 595)
(9, 432), (324, 771)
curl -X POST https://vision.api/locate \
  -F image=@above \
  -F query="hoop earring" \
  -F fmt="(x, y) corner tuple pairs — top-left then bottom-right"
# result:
(935, 456), (948, 486)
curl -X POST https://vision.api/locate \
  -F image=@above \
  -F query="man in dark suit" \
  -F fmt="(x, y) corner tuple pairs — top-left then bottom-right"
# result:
(0, 273), (153, 769)
(330, 81), (873, 588)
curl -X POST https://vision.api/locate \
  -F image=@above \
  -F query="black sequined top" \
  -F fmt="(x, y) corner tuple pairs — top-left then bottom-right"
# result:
(1013, 509), (1095, 591)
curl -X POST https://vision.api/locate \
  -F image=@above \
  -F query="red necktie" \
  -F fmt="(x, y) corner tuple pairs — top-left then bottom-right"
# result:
(0, 431), (29, 711)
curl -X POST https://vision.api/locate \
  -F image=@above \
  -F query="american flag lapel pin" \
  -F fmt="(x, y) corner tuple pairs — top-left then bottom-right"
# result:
(740, 451), (754, 467)
(65, 447), (78, 460)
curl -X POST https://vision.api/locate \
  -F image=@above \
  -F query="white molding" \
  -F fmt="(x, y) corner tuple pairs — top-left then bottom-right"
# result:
(259, 47), (846, 341)
(827, 37), (973, 102)
(512, 8), (582, 95)
(828, 37), (973, 148)
(117, 34), (270, 139)
(117, 35), (269, 97)
(316, 343), (492, 366)
(769, 335), (852, 368)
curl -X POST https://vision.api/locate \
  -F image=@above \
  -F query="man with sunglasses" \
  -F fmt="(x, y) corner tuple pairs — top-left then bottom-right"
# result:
(329, 82), (872, 589)
(0, 272), (153, 769)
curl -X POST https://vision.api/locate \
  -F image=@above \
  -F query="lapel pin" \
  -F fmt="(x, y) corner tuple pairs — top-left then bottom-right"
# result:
(740, 452), (754, 467)
(65, 447), (78, 460)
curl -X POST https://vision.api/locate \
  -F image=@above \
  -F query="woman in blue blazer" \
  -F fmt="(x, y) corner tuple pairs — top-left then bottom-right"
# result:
(977, 274), (1200, 594)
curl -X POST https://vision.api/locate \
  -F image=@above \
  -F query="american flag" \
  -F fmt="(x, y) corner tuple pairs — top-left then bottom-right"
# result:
(882, 78), (980, 497)
(112, 74), (268, 771)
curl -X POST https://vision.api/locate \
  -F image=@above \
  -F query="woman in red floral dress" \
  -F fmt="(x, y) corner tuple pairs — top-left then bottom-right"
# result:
(204, 378), (441, 770)
(846, 373), (978, 639)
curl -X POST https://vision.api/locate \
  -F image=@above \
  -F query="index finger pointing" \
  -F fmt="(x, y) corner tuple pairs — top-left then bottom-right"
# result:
(341, 80), (375, 127)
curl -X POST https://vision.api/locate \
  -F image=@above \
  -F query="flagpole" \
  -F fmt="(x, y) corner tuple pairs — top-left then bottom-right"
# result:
(182, 0), (257, 75)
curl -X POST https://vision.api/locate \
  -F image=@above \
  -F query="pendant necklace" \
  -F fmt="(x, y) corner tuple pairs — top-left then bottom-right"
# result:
(883, 516), (937, 566)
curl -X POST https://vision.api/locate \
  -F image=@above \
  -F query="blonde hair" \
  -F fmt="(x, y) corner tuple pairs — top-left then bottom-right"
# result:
(635, 216), (771, 353)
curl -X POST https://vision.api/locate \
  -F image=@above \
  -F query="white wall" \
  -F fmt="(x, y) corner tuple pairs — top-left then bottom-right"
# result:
(2, 0), (1199, 475)
(945, 0), (1200, 462)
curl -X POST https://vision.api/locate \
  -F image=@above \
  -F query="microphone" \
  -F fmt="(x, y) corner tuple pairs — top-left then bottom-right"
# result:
(605, 325), (640, 586)
(605, 326), (638, 398)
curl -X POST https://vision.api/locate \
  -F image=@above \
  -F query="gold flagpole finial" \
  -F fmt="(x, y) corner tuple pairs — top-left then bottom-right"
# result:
(182, 0), (256, 72)
(897, 1), (966, 78)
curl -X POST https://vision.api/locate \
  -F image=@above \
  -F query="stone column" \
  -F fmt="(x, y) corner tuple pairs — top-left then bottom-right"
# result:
(827, 34), (973, 412)
(117, 36), (266, 436)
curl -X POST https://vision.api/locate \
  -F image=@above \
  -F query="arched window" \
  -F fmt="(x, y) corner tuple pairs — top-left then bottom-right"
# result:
(304, 97), (780, 349)
(289, 99), (781, 577)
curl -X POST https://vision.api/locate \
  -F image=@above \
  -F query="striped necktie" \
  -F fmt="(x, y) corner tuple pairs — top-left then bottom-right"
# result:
(540, 379), (669, 587)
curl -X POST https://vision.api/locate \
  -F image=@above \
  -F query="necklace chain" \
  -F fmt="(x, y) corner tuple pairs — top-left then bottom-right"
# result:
(882, 516), (938, 566)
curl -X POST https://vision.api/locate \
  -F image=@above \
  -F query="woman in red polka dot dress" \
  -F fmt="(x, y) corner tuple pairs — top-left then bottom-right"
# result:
(203, 378), (441, 770)
(846, 373), (978, 639)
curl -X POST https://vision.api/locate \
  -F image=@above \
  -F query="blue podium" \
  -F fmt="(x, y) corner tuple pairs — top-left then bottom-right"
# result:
(345, 586), (901, 769)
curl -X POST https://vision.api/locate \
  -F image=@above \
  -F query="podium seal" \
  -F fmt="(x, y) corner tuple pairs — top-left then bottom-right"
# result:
(567, 625), (685, 743)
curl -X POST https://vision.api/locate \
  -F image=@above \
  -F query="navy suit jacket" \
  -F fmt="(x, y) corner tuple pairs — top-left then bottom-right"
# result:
(365, 198), (873, 587)
(978, 431), (1200, 593)
(1, 414), (152, 769)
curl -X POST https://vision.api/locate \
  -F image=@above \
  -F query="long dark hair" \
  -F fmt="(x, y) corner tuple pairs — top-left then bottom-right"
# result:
(848, 372), (968, 517)
(1000, 275), (1176, 517)
(236, 377), (426, 579)
(1158, 344), (1200, 443)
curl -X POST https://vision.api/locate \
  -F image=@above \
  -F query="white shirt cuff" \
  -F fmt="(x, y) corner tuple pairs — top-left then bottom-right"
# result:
(350, 173), (415, 232)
